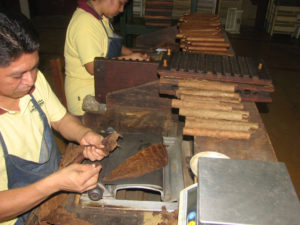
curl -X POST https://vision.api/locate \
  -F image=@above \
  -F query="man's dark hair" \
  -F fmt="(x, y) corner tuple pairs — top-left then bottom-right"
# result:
(0, 11), (39, 67)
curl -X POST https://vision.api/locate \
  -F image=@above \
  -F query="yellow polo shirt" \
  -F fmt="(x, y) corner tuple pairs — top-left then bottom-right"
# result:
(0, 71), (66, 225)
(64, 8), (113, 116)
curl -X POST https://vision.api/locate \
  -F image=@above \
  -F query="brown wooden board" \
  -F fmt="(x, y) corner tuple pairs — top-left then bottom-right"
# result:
(94, 58), (159, 103)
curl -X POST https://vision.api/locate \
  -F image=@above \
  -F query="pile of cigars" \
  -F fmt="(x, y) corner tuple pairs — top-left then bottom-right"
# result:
(177, 13), (233, 56)
(170, 79), (259, 140)
(158, 51), (274, 102)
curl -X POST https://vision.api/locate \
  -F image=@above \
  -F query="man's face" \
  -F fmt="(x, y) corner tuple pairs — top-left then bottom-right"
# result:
(105, 0), (128, 18)
(0, 51), (39, 99)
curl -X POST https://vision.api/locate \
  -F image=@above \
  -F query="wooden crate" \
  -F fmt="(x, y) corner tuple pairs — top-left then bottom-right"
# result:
(265, 0), (300, 36)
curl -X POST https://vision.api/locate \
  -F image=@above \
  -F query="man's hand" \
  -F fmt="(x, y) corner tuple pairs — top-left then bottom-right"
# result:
(52, 164), (101, 193)
(80, 131), (106, 161)
(118, 52), (150, 61)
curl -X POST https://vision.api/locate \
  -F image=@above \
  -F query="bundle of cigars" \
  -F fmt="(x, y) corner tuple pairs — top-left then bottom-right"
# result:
(177, 13), (233, 56)
(169, 79), (259, 140)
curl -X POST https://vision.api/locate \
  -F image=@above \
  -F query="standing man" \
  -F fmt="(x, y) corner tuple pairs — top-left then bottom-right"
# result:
(0, 12), (105, 225)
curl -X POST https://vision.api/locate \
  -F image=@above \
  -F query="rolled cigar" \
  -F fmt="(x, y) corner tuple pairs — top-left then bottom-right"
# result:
(176, 98), (244, 110)
(182, 49), (231, 56)
(179, 23), (220, 28)
(179, 21), (221, 26)
(180, 27), (222, 33)
(176, 88), (240, 99)
(183, 127), (251, 139)
(172, 99), (233, 111)
(185, 117), (259, 132)
(177, 79), (236, 92)
(179, 30), (223, 35)
(185, 36), (225, 42)
(179, 108), (249, 121)
(180, 44), (229, 51)
(188, 41), (230, 47)
(180, 94), (242, 105)
(183, 49), (234, 56)
(177, 32), (222, 38)
(185, 46), (228, 52)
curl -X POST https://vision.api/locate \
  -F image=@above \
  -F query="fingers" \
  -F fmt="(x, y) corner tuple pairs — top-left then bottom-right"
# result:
(57, 164), (101, 193)
(83, 146), (106, 161)
(81, 170), (101, 191)
(73, 164), (101, 191)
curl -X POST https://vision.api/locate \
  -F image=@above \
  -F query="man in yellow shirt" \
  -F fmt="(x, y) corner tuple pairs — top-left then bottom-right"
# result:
(0, 12), (106, 225)
(64, 0), (149, 116)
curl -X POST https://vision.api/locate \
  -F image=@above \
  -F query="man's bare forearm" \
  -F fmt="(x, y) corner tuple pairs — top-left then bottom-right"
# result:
(0, 175), (58, 220)
(51, 113), (92, 144)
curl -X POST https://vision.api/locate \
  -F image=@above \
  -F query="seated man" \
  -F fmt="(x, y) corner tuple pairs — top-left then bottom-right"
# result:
(0, 12), (105, 225)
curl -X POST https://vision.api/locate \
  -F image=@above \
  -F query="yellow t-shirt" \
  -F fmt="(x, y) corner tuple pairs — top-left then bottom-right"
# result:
(0, 71), (66, 225)
(64, 8), (113, 116)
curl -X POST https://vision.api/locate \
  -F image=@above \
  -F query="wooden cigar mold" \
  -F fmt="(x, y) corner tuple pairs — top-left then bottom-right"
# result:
(158, 51), (274, 103)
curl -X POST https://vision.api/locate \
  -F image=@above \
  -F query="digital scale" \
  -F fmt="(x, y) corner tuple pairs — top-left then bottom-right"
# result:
(179, 157), (300, 225)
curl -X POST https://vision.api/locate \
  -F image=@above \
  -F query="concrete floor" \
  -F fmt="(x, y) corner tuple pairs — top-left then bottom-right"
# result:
(32, 16), (300, 199)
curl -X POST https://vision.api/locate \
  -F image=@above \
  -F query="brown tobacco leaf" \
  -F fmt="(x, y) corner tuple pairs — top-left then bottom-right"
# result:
(103, 143), (168, 181)
(101, 132), (122, 156)
(59, 133), (122, 168)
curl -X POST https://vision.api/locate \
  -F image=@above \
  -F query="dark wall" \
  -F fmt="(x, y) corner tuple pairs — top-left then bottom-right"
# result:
(29, 0), (77, 16)
(0, 0), (21, 12)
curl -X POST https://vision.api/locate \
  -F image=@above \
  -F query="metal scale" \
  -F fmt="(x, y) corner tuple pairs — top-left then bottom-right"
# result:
(179, 157), (300, 225)
(80, 131), (184, 212)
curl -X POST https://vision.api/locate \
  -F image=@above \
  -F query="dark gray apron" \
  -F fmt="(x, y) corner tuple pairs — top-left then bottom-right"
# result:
(0, 94), (61, 225)
(99, 19), (123, 58)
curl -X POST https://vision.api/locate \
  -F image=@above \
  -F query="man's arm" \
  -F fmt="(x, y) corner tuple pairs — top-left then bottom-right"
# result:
(51, 112), (91, 143)
(51, 113), (105, 161)
(121, 46), (133, 56)
(84, 61), (94, 75)
(120, 46), (150, 61)
(0, 163), (101, 221)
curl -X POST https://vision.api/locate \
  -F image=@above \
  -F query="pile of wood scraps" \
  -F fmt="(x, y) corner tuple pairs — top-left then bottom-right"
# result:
(145, 0), (173, 27)
(177, 13), (233, 56)
(170, 79), (259, 140)
(158, 51), (274, 102)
